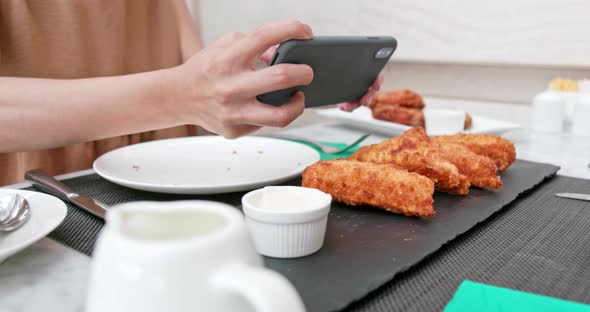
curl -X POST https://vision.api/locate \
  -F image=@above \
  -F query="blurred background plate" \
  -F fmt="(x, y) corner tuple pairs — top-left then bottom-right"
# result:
(317, 106), (520, 136)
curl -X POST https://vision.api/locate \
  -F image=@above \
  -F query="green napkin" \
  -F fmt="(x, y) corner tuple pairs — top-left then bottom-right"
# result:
(289, 140), (361, 160)
(445, 280), (590, 312)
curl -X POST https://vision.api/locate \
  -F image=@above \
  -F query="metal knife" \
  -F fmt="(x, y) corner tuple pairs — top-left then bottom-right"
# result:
(25, 169), (108, 219)
(555, 193), (590, 202)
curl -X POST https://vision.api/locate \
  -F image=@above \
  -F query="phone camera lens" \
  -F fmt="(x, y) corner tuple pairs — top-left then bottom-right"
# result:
(375, 47), (393, 59)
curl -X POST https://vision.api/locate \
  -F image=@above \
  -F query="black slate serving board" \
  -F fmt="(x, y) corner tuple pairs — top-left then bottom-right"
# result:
(264, 160), (559, 312)
(38, 160), (559, 312)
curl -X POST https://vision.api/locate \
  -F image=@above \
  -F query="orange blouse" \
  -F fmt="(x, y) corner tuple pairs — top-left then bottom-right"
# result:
(0, 0), (198, 185)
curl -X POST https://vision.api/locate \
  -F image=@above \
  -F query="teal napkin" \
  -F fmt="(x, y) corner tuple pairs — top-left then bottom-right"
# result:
(289, 140), (361, 160)
(445, 280), (590, 312)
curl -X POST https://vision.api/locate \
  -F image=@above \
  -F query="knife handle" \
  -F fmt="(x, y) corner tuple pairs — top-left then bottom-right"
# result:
(25, 169), (77, 202)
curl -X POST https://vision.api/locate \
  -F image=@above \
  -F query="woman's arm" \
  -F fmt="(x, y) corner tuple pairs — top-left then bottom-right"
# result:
(0, 20), (314, 153)
(0, 70), (179, 152)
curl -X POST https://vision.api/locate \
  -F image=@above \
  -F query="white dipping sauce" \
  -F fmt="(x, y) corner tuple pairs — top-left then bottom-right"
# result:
(249, 186), (331, 212)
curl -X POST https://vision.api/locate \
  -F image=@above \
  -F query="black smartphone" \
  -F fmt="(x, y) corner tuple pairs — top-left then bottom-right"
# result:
(256, 36), (397, 107)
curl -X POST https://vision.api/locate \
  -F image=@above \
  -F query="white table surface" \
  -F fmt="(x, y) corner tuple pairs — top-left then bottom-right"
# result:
(1, 97), (589, 312)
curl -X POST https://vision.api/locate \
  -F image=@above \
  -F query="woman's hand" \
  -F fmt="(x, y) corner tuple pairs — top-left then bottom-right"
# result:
(171, 20), (314, 138)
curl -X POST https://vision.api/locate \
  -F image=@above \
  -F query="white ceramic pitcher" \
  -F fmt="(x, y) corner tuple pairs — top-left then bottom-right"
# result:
(86, 200), (305, 312)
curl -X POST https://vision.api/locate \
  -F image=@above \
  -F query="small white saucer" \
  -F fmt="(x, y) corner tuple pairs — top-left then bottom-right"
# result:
(0, 189), (67, 263)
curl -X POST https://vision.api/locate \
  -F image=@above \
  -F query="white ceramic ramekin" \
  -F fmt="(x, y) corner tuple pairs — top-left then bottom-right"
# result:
(241, 186), (332, 258)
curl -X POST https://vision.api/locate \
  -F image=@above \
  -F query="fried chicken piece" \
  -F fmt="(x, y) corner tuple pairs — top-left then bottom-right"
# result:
(369, 89), (425, 127)
(350, 127), (471, 195)
(431, 134), (516, 171)
(371, 105), (425, 127)
(370, 89), (425, 109)
(302, 159), (435, 217)
(433, 142), (502, 189)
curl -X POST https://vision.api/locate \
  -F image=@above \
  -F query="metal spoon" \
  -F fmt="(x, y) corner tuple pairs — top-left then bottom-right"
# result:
(0, 194), (31, 232)
(0, 195), (16, 222)
(0, 194), (24, 223)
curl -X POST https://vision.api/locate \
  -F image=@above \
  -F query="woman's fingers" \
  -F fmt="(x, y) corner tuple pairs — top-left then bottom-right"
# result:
(229, 63), (313, 98)
(337, 101), (361, 112)
(238, 20), (312, 61)
(210, 32), (245, 49)
(372, 74), (384, 91)
(360, 87), (378, 106)
(260, 46), (278, 65)
(236, 91), (305, 127)
(362, 74), (384, 106)
(222, 124), (261, 139)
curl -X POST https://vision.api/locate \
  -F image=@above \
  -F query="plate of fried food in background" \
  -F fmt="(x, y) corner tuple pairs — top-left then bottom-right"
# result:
(316, 89), (520, 136)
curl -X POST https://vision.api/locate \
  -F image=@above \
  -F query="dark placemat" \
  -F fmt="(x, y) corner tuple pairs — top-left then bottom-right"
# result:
(27, 160), (564, 311)
(349, 173), (590, 312)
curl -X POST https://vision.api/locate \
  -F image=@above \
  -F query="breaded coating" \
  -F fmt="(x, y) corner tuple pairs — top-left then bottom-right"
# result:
(433, 142), (503, 189)
(302, 159), (435, 217)
(371, 105), (425, 127)
(369, 89), (425, 127)
(431, 134), (516, 171)
(370, 89), (425, 109)
(350, 128), (471, 195)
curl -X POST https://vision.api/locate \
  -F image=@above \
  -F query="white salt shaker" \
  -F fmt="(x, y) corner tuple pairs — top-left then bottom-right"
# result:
(531, 91), (565, 133)
(578, 79), (590, 94)
(571, 95), (590, 136)
(561, 92), (579, 123)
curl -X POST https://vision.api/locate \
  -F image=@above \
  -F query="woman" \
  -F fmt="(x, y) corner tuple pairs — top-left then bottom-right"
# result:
(0, 0), (380, 185)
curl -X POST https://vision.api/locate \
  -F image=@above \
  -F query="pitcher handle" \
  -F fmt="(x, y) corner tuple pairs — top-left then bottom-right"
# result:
(212, 263), (306, 312)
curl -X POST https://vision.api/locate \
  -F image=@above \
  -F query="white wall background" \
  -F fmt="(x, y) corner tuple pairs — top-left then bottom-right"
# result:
(198, 0), (590, 67)
(193, 0), (590, 103)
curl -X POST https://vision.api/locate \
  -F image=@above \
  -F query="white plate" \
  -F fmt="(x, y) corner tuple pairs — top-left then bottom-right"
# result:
(317, 106), (520, 136)
(93, 136), (320, 194)
(0, 189), (67, 263)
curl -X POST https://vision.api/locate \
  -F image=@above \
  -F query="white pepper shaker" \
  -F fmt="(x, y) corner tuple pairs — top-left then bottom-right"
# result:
(571, 94), (590, 136)
(531, 91), (565, 133)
